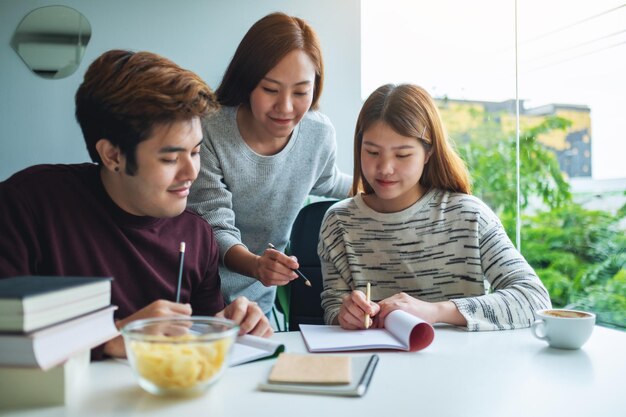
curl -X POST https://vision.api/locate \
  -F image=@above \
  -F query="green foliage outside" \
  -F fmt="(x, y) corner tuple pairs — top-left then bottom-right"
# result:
(452, 109), (626, 329)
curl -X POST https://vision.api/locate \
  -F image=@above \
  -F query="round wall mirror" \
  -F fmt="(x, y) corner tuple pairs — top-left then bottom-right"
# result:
(11, 6), (92, 79)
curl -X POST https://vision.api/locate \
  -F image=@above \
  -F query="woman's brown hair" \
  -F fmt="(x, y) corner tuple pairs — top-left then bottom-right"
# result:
(75, 49), (217, 175)
(216, 12), (324, 110)
(352, 84), (471, 196)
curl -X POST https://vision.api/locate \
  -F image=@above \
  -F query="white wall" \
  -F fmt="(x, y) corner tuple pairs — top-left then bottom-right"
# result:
(0, 0), (360, 180)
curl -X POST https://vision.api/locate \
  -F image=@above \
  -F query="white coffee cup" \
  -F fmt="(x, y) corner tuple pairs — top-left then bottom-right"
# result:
(531, 309), (596, 349)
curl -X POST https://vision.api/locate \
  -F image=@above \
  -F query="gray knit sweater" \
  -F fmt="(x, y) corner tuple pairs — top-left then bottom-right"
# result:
(319, 189), (551, 330)
(188, 106), (351, 314)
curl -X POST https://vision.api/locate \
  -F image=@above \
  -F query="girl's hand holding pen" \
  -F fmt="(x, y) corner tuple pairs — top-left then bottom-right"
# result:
(254, 244), (300, 287)
(338, 290), (380, 330)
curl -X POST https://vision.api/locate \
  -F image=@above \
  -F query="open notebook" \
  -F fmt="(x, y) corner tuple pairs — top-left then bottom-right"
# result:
(299, 310), (434, 352)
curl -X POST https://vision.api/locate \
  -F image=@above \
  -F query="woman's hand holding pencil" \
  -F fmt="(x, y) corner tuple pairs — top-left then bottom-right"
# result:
(251, 243), (305, 287)
(337, 284), (380, 330)
(268, 243), (312, 287)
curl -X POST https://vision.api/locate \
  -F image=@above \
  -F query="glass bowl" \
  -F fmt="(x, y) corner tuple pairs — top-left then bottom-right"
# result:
(121, 316), (239, 396)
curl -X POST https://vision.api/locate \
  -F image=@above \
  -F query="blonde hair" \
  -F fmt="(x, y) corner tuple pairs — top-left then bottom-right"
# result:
(351, 84), (471, 196)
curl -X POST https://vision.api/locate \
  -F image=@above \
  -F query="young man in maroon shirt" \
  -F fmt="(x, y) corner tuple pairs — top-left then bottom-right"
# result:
(0, 50), (272, 358)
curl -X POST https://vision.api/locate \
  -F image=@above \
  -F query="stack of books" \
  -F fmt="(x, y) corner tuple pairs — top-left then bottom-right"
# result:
(0, 276), (118, 408)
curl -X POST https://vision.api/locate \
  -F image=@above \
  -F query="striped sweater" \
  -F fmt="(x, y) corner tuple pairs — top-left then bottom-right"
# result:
(318, 189), (552, 331)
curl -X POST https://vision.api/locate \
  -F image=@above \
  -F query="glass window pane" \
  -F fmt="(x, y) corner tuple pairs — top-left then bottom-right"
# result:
(518, 0), (626, 329)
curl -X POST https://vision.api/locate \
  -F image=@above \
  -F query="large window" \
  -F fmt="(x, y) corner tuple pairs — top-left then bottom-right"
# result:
(362, 0), (626, 329)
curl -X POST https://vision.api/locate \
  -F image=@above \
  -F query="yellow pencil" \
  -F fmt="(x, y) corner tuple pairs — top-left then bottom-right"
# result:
(364, 282), (371, 329)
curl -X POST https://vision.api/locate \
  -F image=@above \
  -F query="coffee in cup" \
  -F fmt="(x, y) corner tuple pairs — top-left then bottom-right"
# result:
(531, 309), (595, 349)
(542, 310), (590, 319)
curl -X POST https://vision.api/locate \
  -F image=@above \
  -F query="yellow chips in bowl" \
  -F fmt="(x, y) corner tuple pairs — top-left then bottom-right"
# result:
(130, 336), (231, 389)
(122, 317), (239, 396)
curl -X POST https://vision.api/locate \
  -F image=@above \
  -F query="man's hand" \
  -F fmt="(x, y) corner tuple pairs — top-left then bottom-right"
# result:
(103, 300), (192, 358)
(216, 296), (273, 337)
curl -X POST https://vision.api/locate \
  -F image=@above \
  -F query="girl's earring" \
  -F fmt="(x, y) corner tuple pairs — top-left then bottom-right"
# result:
(114, 166), (120, 172)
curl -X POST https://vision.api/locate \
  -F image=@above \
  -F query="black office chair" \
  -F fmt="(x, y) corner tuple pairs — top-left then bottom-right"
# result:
(286, 200), (337, 331)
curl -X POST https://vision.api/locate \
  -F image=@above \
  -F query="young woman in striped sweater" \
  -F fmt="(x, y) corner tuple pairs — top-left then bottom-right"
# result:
(319, 84), (551, 331)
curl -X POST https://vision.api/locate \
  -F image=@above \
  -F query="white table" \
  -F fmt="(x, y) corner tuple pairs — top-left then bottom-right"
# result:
(3, 326), (625, 417)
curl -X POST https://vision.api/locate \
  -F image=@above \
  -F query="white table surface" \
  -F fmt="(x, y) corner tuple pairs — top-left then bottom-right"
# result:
(3, 325), (625, 417)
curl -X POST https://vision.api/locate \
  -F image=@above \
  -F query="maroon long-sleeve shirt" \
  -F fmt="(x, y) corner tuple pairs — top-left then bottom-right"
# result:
(0, 164), (225, 358)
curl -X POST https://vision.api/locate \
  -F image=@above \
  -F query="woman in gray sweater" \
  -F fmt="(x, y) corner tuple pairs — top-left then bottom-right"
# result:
(188, 13), (350, 315)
